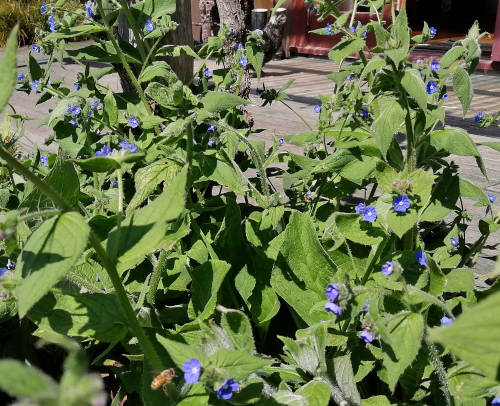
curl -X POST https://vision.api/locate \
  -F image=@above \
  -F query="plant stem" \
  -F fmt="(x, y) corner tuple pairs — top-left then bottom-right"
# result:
(19, 209), (62, 222)
(280, 101), (314, 131)
(147, 250), (168, 305)
(349, 0), (358, 28)
(360, 236), (389, 284)
(426, 338), (453, 406)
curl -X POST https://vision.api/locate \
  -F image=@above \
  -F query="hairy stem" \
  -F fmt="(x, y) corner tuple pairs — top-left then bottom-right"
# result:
(147, 250), (168, 304)
(426, 339), (453, 406)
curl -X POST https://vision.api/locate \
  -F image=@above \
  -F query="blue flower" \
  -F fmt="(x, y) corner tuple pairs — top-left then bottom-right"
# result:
(145, 19), (154, 33)
(217, 378), (239, 400)
(31, 80), (39, 92)
(440, 316), (453, 326)
(85, 1), (95, 18)
(120, 140), (138, 153)
(278, 138), (285, 145)
(450, 237), (459, 246)
(129, 116), (139, 128)
(426, 81), (437, 94)
(393, 195), (410, 213)
(347, 75), (352, 81)
(94, 145), (111, 157)
(416, 250), (427, 267)
(442, 93), (448, 101)
(40, 154), (49, 166)
(325, 283), (339, 302)
(6, 259), (14, 270)
(91, 100), (100, 109)
(238, 57), (248, 67)
(362, 206), (377, 222)
(203, 67), (210, 77)
(431, 61), (439, 72)
(314, 105), (321, 113)
(381, 261), (394, 276)
(355, 202), (366, 214)
(361, 109), (369, 119)
(48, 15), (56, 32)
(361, 299), (369, 312)
(253, 29), (263, 35)
(41, 2), (47, 14)
(326, 23), (332, 35)
(349, 26), (355, 33)
(0, 268), (7, 278)
(234, 43), (243, 49)
(112, 180), (118, 186)
(362, 30), (367, 37)
(475, 112), (483, 122)
(306, 190), (312, 200)
(74, 81), (80, 91)
(17, 73), (24, 81)
(208, 124), (217, 132)
(325, 301), (342, 316)
(360, 330), (374, 343)
(72, 105), (81, 116)
(488, 194), (496, 203)
(492, 398), (500, 405)
(32, 44), (40, 53)
(70, 118), (78, 127)
(182, 358), (201, 384)
(208, 138), (214, 147)
(429, 27), (437, 36)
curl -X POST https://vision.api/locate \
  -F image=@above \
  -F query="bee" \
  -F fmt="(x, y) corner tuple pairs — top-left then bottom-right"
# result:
(151, 368), (177, 391)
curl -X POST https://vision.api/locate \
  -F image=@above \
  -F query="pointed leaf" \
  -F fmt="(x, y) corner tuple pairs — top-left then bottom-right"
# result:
(201, 91), (250, 113)
(372, 99), (405, 157)
(0, 25), (18, 114)
(401, 69), (427, 110)
(453, 67), (473, 116)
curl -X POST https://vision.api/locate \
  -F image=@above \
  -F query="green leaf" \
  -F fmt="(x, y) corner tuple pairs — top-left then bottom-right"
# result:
(385, 47), (408, 66)
(201, 91), (250, 113)
(453, 66), (473, 116)
(219, 307), (256, 353)
(459, 178), (489, 204)
(362, 396), (391, 406)
(246, 43), (264, 80)
(210, 349), (272, 381)
(334, 355), (362, 405)
(335, 213), (385, 245)
(29, 292), (128, 342)
(138, 61), (172, 83)
(440, 45), (465, 68)
(104, 90), (118, 126)
(199, 154), (249, 194)
(372, 99), (405, 157)
(0, 25), (18, 114)
(188, 260), (231, 320)
(479, 142), (500, 153)
(67, 41), (142, 64)
(132, 0), (176, 18)
(429, 290), (500, 379)
(328, 38), (366, 63)
(105, 166), (187, 273)
(0, 360), (57, 399)
(73, 156), (121, 173)
(295, 380), (331, 406)
(16, 212), (90, 317)
(401, 69), (428, 110)
(430, 128), (479, 157)
(382, 312), (424, 392)
(444, 269), (474, 293)
(28, 53), (44, 82)
(360, 56), (387, 80)
(268, 391), (309, 406)
(271, 212), (336, 325)
(386, 209), (418, 238)
(45, 24), (106, 40)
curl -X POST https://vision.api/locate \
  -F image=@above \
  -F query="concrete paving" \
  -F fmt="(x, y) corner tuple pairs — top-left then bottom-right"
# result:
(3, 42), (500, 283)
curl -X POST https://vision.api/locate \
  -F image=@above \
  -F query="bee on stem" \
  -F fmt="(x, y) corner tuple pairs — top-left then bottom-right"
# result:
(151, 368), (177, 393)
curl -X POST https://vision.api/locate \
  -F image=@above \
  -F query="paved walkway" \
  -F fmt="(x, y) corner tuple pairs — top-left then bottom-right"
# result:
(5, 44), (500, 281)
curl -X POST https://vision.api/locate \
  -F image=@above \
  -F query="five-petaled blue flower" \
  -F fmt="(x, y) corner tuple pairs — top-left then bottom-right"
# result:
(349, 26), (355, 33)
(314, 105), (321, 113)
(40, 2), (47, 15)
(488, 194), (496, 203)
(475, 112), (483, 122)
(48, 15), (56, 32)
(440, 316), (453, 326)
(32, 44), (40, 53)
(278, 138), (285, 145)
(426, 81), (437, 94)
(72, 105), (81, 116)
(17, 73), (24, 81)
(208, 138), (214, 147)
(393, 195), (410, 213)
(204, 67), (210, 77)
(442, 93), (448, 101)
(145, 19), (154, 33)
(94, 145), (111, 157)
(326, 23), (332, 35)
(208, 124), (217, 132)
(416, 250), (427, 266)
(325, 283), (339, 302)
(182, 358), (201, 384)
(217, 378), (239, 400)
(361, 109), (369, 119)
(40, 154), (49, 166)
(129, 116), (139, 128)
(31, 80), (39, 92)
(362, 206), (377, 222)
(91, 100), (100, 109)
(360, 330), (374, 343)
(74, 81), (80, 91)
(85, 1), (95, 18)
(381, 261), (394, 276)
(361, 299), (369, 312)
(238, 57), (248, 67)
(450, 237), (459, 246)
(429, 27), (437, 36)
(431, 61), (439, 72)
(0, 268), (7, 278)
(325, 301), (342, 316)
(355, 202), (366, 214)
(120, 140), (138, 153)
(492, 397), (500, 405)
(70, 118), (78, 127)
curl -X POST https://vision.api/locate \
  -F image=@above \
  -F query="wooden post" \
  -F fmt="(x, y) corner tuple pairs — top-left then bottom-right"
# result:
(251, 8), (268, 31)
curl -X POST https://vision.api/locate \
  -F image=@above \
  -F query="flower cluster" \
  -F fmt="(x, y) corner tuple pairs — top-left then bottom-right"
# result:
(324, 283), (341, 316)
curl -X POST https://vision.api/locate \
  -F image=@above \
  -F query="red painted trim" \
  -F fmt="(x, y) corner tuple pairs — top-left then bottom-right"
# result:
(492, 0), (500, 61)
